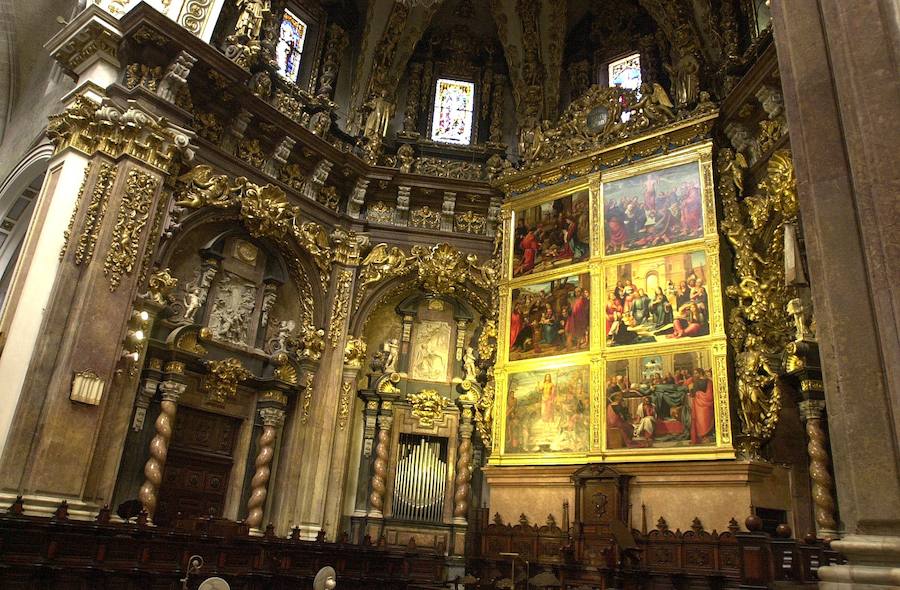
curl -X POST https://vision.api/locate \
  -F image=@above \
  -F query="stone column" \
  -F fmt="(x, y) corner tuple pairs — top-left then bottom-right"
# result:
(368, 403), (393, 518)
(772, 2), (900, 587)
(138, 361), (186, 521)
(798, 399), (838, 538)
(245, 395), (287, 531)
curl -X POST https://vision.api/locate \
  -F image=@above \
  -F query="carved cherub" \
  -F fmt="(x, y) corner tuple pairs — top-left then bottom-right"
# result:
(183, 286), (202, 323)
(632, 82), (675, 124)
(382, 338), (399, 373)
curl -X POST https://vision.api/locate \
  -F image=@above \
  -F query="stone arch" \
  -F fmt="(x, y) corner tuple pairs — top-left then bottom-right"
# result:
(0, 140), (53, 315)
(158, 207), (326, 328)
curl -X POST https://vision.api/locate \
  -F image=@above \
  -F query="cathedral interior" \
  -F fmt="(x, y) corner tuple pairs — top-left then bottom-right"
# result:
(0, 0), (897, 588)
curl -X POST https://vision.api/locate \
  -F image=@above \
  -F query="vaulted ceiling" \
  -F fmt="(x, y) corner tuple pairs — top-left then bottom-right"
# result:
(333, 0), (737, 131)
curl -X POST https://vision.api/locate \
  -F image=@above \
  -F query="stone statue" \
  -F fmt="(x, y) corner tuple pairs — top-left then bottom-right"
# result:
(462, 346), (478, 382)
(183, 286), (202, 323)
(382, 338), (399, 373)
(363, 90), (395, 142)
(233, 0), (270, 40)
(786, 298), (812, 341)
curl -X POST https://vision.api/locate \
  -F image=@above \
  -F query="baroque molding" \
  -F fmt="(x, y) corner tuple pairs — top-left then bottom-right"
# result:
(47, 97), (193, 174)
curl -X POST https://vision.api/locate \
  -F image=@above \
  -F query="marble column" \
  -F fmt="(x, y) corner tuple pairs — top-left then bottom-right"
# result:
(798, 399), (838, 539)
(245, 400), (286, 531)
(139, 362), (187, 521)
(368, 405), (394, 518)
(772, 2), (900, 587)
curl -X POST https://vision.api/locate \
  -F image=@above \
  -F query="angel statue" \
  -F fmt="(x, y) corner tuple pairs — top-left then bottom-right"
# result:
(359, 243), (409, 289)
(462, 346), (478, 382)
(182, 286), (202, 323)
(631, 82), (675, 125)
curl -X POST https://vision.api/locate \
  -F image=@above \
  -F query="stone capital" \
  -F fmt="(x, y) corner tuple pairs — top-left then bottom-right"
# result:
(798, 398), (826, 422)
(259, 406), (286, 428)
(158, 380), (186, 403)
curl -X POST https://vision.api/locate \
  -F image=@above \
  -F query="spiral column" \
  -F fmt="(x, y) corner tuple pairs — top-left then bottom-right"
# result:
(799, 399), (838, 537)
(368, 406), (393, 517)
(454, 406), (474, 523)
(139, 362), (186, 521)
(245, 404), (286, 530)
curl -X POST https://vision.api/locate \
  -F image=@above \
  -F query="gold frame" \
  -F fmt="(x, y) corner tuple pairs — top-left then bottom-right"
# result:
(493, 140), (733, 466)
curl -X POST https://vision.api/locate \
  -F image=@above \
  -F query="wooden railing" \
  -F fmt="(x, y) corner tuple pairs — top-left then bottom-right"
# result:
(0, 498), (446, 590)
(468, 509), (845, 589)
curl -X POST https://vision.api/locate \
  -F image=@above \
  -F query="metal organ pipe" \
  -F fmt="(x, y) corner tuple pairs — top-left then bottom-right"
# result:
(391, 436), (447, 523)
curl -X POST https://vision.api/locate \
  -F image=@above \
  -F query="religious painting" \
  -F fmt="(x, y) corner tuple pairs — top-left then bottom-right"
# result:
(604, 250), (710, 348)
(602, 161), (704, 255)
(605, 349), (716, 450)
(430, 78), (475, 145)
(504, 364), (591, 454)
(512, 190), (590, 278)
(409, 320), (452, 382)
(509, 273), (591, 361)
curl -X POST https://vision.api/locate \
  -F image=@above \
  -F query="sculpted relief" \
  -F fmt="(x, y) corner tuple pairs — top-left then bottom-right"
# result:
(207, 271), (258, 346)
(409, 320), (452, 383)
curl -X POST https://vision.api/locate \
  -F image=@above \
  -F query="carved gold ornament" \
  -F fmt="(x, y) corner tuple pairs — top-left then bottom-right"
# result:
(338, 381), (353, 429)
(719, 147), (799, 443)
(146, 268), (178, 306)
(328, 270), (353, 347)
(104, 170), (159, 292)
(407, 389), (449, 428)
(47, 97), (192, 174)
(174, 165), (333, 291)
(202, 357), (252, 405)
(344, 337), (368, 369)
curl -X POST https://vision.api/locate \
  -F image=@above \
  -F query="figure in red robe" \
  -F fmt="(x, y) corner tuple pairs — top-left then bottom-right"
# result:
(509, 306), (523, 348)
(566, 288), (590, 348)
(689, 368), (715, 444)
(516, 230), (540, 275)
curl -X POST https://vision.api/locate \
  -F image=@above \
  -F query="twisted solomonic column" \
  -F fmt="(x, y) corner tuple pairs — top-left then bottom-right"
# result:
(139, 371), (186, 521)
(454, 409), (474, 523)
(369, 412), (393, 517)
(799, 399), (838, 536)
(245, 406), (286, 529)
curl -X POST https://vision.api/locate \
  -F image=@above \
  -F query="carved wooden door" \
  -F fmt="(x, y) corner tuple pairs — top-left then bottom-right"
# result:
(155, 406), (241, 527)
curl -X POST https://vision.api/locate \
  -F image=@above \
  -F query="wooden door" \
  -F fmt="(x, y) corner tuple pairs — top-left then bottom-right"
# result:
(155, 406), (241, 527)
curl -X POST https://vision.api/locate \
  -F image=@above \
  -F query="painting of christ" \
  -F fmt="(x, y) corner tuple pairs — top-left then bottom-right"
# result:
(504, 365), (591, 454)
(509, 273), (591, 361)
(605, 350), (716, 450)
(602, 161), (704, 256)
(512, 190), (589, 278)
(605, 250), (710, 348)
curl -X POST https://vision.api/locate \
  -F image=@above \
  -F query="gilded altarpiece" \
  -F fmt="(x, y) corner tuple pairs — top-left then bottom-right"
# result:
(493, 142), (733, 465)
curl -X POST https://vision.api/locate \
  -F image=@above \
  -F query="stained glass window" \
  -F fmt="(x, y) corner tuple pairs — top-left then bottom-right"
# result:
(608, 53), (641, 91)
(430, 78), (475, 145)
(275, 9), (307, 83)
